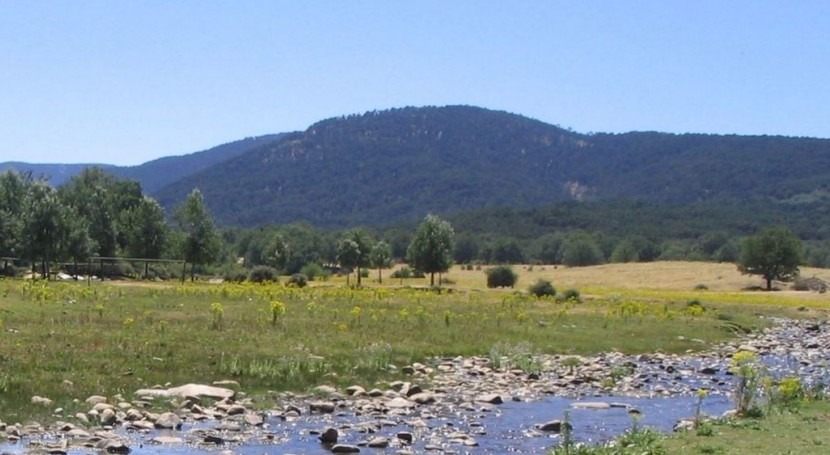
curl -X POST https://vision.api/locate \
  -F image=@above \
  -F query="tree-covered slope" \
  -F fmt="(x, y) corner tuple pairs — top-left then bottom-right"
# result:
(153, 105), (830, 228)
(108, 134), (285, 192)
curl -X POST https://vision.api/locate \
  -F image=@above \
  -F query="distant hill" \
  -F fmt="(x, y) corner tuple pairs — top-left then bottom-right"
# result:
(0, 134), (285, 191)
(110, 134), (285, 192)
(152, 105), (830, 228)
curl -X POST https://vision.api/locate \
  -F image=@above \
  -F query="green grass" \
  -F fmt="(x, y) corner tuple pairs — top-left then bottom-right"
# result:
(0, 277), (795, 424)
(663, 401), (830, 454)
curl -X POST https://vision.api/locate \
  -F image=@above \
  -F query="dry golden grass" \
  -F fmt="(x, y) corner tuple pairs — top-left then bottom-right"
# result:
(439, 261), (830, 293)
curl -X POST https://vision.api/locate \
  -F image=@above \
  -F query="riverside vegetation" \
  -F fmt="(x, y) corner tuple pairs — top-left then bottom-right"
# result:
(0, 262), (828, 453)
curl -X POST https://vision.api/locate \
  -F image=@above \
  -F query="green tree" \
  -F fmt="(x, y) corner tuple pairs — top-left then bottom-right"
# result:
(370, 240), (393, 284)
(124, 197), (169, 278)
(336, 229), (372, 286)
(175, 189), (221, 281)
(407, 214), (455, 286)
(21, 181), (71, 279)
(737, 227), (802, 291)
(58, 167), (142, 257)
(0, 170), (32, 261)
(561, 232), (602, 267)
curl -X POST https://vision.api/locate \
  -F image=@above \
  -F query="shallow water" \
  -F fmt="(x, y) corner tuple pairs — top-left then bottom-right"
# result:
(1, 393), (732, 454)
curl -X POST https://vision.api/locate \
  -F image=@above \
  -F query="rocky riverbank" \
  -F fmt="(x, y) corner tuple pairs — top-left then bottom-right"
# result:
(1, 317), (828, 454)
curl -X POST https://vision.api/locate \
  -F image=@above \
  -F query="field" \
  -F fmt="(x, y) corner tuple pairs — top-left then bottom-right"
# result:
(0, 261), (828, 449)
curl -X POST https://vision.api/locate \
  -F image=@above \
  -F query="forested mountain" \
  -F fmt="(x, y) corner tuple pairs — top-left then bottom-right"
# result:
(152, 106), (830, 228)
(110, 134), (284, 192)
(0, 134), (284, 191)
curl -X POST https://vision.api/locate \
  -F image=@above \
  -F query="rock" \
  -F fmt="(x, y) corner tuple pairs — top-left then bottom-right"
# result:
(385, 397), (415, 409)
(397, 431), (414, 443)
(134, 384), (235, 400)
(204, 434), (225, 444)
(319, 427), (338, 444)
(570, 401), (612, 409)
(314, 385), (338, 395)
(74, 412), (89, 424)
(536, 420), (572, 432)
(151, 436), (184, 444)
(99, 408), (117, 426)
(409, 392), (436, 405)
(475, 393), (503, 405)
(673, 419), (696, 432)
(226, 404), (246, 415)
(309, 401), (336, 413)
(346, 385), (366, 396)
(366, 436), (390, 448)
(154, 412), (182, 429)
(212, 379), (240, 388)
(85, 395), (108, 405)
(331, 444), (360, 453)
(31, 395), (54, 406)
(243, 413), (264, 426)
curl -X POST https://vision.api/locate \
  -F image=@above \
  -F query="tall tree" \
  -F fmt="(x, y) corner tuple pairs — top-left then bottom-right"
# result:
(407, 214), (455, 286)
(124, 196), (169, 278)
(370, 240), (393, 284)
(175, 189), (221, 281)
(336, 229), (372, 286)
(0, 170), (32, 261)
(58, 167), (142, 257)
(737, 227), (802, 291)
(21, 181), (71, 279)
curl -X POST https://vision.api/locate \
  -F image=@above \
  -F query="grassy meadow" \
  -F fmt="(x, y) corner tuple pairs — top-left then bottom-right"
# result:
(0, 261), (828, 429)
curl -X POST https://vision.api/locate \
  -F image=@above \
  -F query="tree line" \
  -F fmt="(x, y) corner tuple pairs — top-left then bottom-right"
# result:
(0, 167), (814, 287)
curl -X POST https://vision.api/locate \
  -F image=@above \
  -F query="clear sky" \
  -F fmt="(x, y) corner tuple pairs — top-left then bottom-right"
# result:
(1, 1), (829, 165)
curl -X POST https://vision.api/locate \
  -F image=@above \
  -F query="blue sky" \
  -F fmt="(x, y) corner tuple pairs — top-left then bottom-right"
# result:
(2, 1), (829, 165)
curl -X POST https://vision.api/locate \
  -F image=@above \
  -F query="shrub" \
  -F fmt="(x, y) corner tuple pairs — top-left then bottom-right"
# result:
(221, 265), (248, 283)
(391, 267), (412, 279)
(486, 266), (518, 288)
(300, 263), (329, 281)
(440, 276), (455, 285)
(528, 279), (556, 298)
(559, 288), (582, 303)
(248, 265), (279, 284)
(359, 269), (369, 278)
(287, 273), (308, 288)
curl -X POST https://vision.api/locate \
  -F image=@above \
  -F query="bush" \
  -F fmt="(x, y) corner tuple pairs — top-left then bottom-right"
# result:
(300, 263), (329, 281)
(486, 266), (518, 288)
(287, 273), (308, 288)
(359, 269), (369, 278)
(248, 265), (279, 283)
(220, 265), (248, 283)
(528, 279), (556, 298)
(391, 267), (412, 279)
(440, 276), (455, 285)
(559, 288), (582, 303)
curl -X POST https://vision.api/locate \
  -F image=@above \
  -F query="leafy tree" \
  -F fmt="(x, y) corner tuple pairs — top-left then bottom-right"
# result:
(336, 229), (372, 285)
(268, 233), (291, 272)
(533, 233), (565, 264)
(737, 227), (803, 291)
(58, 167), (142, 257)
(370, 240), (393, 284)
(175, 189), (221, 281)
(407, 214), (455, 286)
(0, 170), (32, 260)
(124, 197), (169, 278)
(561, 232), (602, 267)
(610, 239), (640, 263)
(64, 214), (96, 279)
(485, 237), (525, 264)
(20, 181), (71, 278)
(486, 265), (518, 288)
